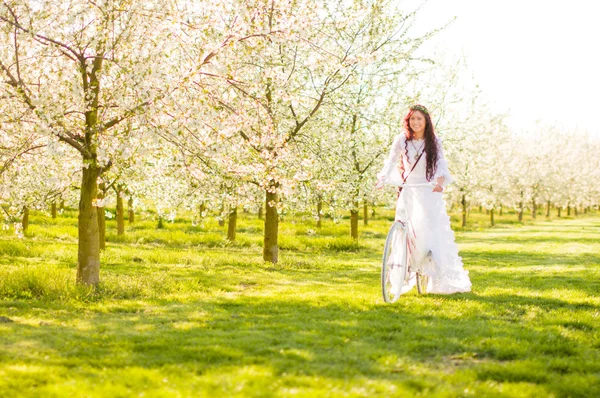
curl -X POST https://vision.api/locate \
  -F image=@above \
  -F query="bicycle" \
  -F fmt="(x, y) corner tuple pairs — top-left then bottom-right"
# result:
(381, 182), (435, 303)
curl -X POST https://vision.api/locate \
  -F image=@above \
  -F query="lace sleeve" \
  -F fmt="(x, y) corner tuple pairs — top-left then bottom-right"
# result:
(434, 138), (454, 186)
(377, 134), (405, 186)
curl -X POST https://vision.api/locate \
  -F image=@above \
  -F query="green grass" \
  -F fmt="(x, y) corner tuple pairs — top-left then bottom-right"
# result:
(1, 208), (599, 397)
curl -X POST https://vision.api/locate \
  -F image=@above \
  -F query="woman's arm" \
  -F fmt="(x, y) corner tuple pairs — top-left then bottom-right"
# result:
(433, 176), (445, 192)
(432, 138), (454, 191)
(375, 134), (404, 188)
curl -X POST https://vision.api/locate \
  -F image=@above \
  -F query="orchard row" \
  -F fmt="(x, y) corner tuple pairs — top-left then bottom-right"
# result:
(2, 1), (597, 284)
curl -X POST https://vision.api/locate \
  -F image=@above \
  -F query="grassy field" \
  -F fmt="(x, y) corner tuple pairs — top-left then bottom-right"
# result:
(1, 207), (599, 397)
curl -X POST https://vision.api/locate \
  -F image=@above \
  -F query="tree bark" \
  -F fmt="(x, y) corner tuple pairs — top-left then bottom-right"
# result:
(363, 200), (368, 226)
(490, 208), (495, 226)
(518, 191), (524, 222)
(77, 54), (104, 285)
(218, 202), (225, 226)
(59, 200), (65, 211)
(97, 182), (106, 251)
(531, 199), (537, 219)
(461, 194), (467, 228)
(194, 202), (205, 226)
(22, 206), (29, 233)
(258, 204), (263, 220)
(567, 204), (571, 216)
(499, 205), (503, 216)
(51, 202), (57, 219)
(518, 202), (523, 222)
(574, 206), (578, 216)
(128, 196), (135, 224)
(316, 196), (323, 229)
(77, 166), (101, 286)
(263, 188), (278, 263)
(227, 206), (237, 241)
(116, 188), (124, 235)
(350, 196), (359, 239)
(558, 206), (562, 217)
(546, 201), (551, 217)
(351, 210), (359, 239)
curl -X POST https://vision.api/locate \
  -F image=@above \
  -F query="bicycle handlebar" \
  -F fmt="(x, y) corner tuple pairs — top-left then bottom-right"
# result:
(389, 182), (436, 188)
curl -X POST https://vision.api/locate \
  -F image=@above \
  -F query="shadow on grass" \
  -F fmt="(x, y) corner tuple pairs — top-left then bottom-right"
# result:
(2, 214), (600, 395)
(472, 270), (600, 298)
(3, 286), (599, 397)
(461, 250), (600, 268)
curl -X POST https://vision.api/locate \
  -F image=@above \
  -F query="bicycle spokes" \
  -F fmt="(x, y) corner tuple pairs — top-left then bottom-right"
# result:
(382, 222), (408, 303)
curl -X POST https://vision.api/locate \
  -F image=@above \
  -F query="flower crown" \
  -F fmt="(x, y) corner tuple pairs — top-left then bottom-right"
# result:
(410, 104), (429, 114)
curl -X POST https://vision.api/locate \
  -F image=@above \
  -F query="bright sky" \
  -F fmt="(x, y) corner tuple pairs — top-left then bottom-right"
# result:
(407, 0), (600, 137)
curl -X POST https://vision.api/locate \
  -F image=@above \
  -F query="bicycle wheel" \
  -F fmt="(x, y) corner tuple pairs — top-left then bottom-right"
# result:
(416, 250), (433, 295)
(381, 221), (408, 303)
(416, 272), (429, 295)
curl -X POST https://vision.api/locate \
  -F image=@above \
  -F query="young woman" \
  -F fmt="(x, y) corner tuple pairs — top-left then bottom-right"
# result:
(376, 104), (471, 294)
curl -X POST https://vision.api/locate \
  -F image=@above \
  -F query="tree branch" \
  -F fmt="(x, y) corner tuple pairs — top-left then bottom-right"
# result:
(1, 4), (83, 61)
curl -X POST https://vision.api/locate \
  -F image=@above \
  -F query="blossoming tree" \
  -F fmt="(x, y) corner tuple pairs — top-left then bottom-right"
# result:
(0, 0), (235, 284)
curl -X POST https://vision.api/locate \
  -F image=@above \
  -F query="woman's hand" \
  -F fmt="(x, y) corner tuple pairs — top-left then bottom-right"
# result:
(433, 177), (444, 192)
(375, 177), (385, 189)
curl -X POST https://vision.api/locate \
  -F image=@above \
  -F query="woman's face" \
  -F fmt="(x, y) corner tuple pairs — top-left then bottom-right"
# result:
(409, 111), (426, 135)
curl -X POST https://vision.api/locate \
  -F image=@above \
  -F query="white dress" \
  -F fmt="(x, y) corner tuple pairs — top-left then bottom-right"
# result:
(377, 134), (471, 294)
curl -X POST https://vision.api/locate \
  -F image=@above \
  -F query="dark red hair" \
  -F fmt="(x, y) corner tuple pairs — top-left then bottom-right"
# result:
(402, 105), (438, 181)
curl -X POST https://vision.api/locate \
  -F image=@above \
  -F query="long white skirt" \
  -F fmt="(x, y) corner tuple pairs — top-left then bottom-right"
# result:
(395, 178), (471, 294)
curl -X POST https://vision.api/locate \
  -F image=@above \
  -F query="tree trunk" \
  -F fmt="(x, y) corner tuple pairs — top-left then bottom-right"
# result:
(574, 206), (578, 216)
(558, 207), (562, 217)
(227, 206), (237, 241)
(97, 182), (106, 251)
(546, 201), (551, 217)
(499, 205), (503, 216)
(350, 196), (359, 240)
(157, 216), (164, 229)
(263, 188), (278, 263)
(479, 205), (483, 213)
(77, 53), (104, 286)
(461, 194), (467, 227)
(490, 208), (495, 226)
(194, 202), (204, 226)
(116, 189), (124, 235)
(518, 202), (523, 222)
(316, 197), (323, 229)
(51, 202), (57, 219)
(531, 199), (537, 219)
(363, 200), (368, 226)
(567, 204), (571, 216)
(22, 206), (29, 233)
(518, 191), (524, 222)
(218, 202), (225, 226)
(351, 210), (359, 239)
(258, 204), (263, 220)
(77, 166), (101, 286)
(59, 199), (65, 211)
(128, 197), (135, 224)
